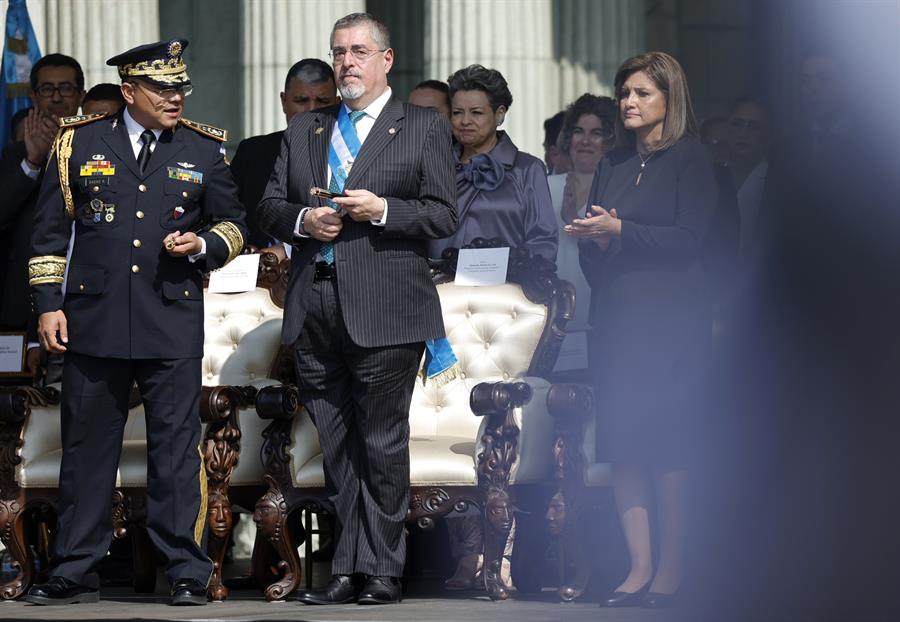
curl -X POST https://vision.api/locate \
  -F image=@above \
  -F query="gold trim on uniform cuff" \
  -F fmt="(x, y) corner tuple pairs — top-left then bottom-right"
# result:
(210, 222), (244, 265)
(28, 255), (67, 286)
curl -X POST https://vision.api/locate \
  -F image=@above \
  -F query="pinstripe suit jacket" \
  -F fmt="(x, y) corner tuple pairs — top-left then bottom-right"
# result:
(257, 96), (458, 348)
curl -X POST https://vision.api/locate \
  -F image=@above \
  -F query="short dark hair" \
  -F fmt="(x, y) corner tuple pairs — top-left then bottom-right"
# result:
(283, 58), (335, 92)
(30, 53), (85, 91)
(543, 111), (565, 148)
(331, 12), (391, 49)
(10, 107), (31, 140)
(83, 83), (125, 106)
(447, 64), (513, 111)
(558, 94), (617, 153)
(413, 79), (449, 97)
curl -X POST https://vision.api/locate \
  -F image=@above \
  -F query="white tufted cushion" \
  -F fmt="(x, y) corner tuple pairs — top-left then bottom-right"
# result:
(290, 282), (555, 488)
(17, 287), (284, 488)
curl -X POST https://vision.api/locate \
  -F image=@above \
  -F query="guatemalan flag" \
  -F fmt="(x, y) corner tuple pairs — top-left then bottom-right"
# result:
(1, 0), (42, 146)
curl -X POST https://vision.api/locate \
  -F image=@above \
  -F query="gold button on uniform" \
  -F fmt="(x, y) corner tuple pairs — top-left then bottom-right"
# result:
(138, 184), (147, 192)
(131, 264), (140, 273)
(133, 239), (141, 248)
(92, 185), (100, 192)
(184, 290), (190, 296)
(79, 284), (85, 291)
(182, 191), (189, 198)
(136, 211), (145, 219)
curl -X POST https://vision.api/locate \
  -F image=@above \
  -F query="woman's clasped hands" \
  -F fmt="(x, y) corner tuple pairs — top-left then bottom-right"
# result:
(564, 205), (621, 249)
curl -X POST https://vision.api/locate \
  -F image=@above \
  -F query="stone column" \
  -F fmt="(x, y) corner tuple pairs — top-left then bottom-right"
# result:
(241, 0), (363, 139)
(26, 0), (159, 89)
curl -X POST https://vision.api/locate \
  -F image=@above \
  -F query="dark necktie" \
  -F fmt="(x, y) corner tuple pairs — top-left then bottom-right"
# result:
(137, 129), (156, 174)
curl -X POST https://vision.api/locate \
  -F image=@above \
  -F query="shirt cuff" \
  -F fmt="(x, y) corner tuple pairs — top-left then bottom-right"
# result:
(295, 207), (312, 238)
(188, 237), (207, 263)
(370, 198), (388, 227)
(20, 158), (40, 180)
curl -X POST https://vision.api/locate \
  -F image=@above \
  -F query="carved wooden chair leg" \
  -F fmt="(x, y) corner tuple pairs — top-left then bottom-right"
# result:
(206, 490), (233, 601)
(0, 494), (33, 600)
(482, 485), (514, 601)
(249, 528), (280, 589)
(253, 475), (302, 601)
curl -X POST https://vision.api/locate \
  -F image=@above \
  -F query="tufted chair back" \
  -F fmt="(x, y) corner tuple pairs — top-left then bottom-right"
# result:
(409, 282), (548, 440)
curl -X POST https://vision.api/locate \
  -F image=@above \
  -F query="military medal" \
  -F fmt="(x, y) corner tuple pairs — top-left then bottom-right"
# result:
(173, 206), (185, 219)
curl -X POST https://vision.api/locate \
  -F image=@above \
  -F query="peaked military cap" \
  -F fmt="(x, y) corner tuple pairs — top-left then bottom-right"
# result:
(106, 39), (190, 87)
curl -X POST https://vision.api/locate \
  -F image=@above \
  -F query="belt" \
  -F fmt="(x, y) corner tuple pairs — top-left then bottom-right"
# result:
(314, 262), (336, 281)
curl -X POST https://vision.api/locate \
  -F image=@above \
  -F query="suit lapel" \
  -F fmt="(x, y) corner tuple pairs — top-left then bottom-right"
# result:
(101, 113), (142, 179)
(310, 109), (337, 197)
(141, 125), (185, 179)
(344, 96), (404, 187)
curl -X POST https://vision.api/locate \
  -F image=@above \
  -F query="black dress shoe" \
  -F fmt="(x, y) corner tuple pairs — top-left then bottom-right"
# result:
(297, 574), (363, 605)
(25, 576), (99, 605)
(642, 591), (678, 608)
(170, 578), (208, 606)
(601, 584), (649, 608)
(358, 575), (402, 605)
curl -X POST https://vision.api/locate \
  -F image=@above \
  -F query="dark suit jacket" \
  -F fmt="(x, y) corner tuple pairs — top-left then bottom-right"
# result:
(0, 141), (41, 331)
(30, 111), (247, 359)
(230, 130), (283, 248)
(258, 96), (458, 348)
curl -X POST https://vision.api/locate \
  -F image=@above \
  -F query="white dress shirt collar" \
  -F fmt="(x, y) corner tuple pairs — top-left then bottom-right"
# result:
(342, 86), (392, 124)
(122, 107), (163, 157)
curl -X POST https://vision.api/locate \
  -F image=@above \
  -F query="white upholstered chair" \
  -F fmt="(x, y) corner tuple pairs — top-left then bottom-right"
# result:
(0, 251), (290, 601)
(253, 251), (575, 602)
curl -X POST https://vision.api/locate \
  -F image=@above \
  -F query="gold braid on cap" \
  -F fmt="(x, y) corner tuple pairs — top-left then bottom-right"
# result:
(118, 57), (190, 85)
(210, 222), (244, 265)
(28, 256), (67, 286)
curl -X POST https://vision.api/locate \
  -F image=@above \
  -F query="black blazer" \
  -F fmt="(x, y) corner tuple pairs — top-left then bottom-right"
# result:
(230, 130), (283, 248)
(0, 141), (41, 331)
(257, 96), (458, 348)
(29, 111), (247, 359)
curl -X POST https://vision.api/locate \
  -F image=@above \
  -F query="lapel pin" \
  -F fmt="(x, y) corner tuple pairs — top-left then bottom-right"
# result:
(388, 127), (396, 135)
(315, 127), (324, 135)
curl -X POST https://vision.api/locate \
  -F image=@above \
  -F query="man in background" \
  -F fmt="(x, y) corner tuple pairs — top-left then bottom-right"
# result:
(230, 59), (338, 251)
(408, 79), (450, 117)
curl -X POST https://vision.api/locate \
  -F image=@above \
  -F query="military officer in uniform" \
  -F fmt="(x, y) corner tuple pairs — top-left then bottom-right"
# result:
(25, 39), (246, 606)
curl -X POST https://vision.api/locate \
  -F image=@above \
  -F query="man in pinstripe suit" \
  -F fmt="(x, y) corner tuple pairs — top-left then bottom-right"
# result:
(257, 13), (457, 605)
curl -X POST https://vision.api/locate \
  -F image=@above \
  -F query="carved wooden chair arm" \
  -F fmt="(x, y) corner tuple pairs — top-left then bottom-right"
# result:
(546, 383), (593, 421)
(199, 385), (248, 424)
(0, 386), (60, 424)
(255, 384), (301, 420)
(470, 381), (533, 418)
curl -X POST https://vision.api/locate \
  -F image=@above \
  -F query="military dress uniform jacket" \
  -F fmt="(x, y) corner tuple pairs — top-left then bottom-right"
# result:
(29, 111), (247, 359)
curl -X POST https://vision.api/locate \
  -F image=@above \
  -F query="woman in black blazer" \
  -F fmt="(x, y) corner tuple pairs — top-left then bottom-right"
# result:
(566, 52), (716, 609)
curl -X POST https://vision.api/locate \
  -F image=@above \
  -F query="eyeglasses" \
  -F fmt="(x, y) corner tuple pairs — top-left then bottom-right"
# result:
(35, 83), (78, 98)
(328, 46), (387, 64)
(133, 81), (193, 100)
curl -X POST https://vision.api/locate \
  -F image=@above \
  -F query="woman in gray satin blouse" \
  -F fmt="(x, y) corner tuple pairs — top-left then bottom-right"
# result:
(428, 64), (558, 263)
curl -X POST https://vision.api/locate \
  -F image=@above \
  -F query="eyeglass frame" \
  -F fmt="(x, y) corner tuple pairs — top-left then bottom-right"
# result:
(328, 46), (388, 64)
(34, 82), (79, 98)
(129, 80), (193, 100)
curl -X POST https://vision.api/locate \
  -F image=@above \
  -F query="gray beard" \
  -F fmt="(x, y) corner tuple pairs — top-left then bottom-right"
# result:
(339, 81), (366, 101)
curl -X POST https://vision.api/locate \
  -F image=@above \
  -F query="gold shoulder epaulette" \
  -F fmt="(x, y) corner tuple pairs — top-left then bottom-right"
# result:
(179, 117), (228, 142)
(59, 112), (108, 128)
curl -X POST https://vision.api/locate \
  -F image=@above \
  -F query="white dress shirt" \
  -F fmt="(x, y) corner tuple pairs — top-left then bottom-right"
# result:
(294, 87), (393, 239)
